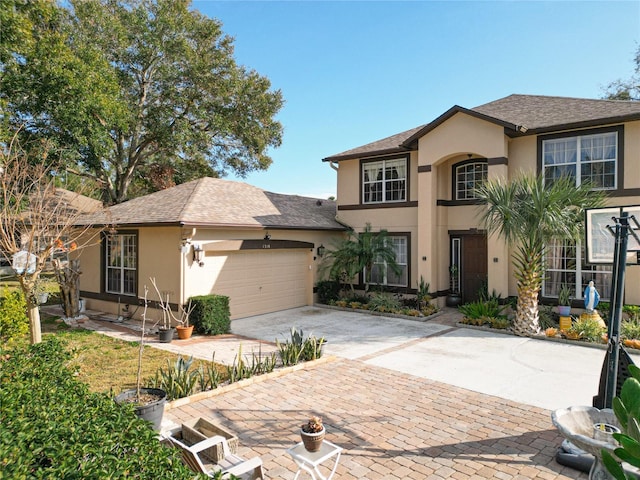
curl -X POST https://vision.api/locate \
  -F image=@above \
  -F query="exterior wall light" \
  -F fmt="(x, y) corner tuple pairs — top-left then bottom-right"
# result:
(192, 243), (204, 267)
(317, 244), (326, 257)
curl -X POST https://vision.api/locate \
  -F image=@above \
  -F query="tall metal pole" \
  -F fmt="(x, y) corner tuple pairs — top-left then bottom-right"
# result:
(603, 213), (629, 408)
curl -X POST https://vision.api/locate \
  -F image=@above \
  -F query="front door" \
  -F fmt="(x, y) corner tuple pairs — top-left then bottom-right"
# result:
(451, 234), (487, 303)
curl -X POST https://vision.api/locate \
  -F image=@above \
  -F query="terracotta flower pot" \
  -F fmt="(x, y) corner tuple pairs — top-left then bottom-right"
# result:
(176, 325), (194, 340)
(300, 427), (325, 452)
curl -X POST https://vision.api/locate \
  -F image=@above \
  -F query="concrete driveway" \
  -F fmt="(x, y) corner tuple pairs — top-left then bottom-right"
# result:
(232, 306), (640, 411)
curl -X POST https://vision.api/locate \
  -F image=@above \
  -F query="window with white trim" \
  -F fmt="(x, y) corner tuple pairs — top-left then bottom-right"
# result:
(455, 161), (487, 200)
(362, 157), (407, 204)
(543, 239), (612, 300)
(105, 233), (137, 295)
(543, 131), (618, 190)
(370, 235), (408, 287)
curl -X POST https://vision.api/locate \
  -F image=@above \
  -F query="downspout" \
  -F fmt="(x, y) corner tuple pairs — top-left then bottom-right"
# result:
(180, 228), (196, 305)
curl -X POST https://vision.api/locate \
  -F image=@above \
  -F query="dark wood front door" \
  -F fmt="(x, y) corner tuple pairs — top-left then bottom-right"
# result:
(457, 234), (487, 303)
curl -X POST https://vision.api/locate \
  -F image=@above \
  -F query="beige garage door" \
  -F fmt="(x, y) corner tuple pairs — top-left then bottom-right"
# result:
(209, 249), (310, 319)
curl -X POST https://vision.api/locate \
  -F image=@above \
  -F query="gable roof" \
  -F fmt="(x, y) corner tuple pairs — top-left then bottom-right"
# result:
(323, 94), (640, 161)
(78, 177), (345, 231)
(322, 125), (425, 162)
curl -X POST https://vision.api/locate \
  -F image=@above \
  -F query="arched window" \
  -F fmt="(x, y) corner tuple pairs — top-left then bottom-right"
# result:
(454, 161), (487, 200)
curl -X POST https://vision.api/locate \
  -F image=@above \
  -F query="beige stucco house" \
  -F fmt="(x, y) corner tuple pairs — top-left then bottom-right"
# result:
(323, 94), (640, 306)
(75, 178), (346, 320)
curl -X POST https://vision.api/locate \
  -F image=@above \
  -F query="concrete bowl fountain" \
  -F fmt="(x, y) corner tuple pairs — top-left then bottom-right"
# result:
(551, 405), (621, 480)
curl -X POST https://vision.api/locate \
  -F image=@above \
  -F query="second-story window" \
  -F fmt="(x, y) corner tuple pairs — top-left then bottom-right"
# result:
(542, 130), (618, 189)
(455, 161), (487, 200)
(362, 157), (407, 204)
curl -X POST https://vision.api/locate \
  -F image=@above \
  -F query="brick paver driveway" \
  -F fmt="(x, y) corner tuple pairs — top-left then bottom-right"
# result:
(166, 358), (587, 479)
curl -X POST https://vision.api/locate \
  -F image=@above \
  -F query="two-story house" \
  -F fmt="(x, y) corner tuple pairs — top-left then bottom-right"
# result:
(323, 94), (640, 306)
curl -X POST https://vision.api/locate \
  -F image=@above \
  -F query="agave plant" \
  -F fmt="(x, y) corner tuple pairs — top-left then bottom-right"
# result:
(601, 365), (640, 479)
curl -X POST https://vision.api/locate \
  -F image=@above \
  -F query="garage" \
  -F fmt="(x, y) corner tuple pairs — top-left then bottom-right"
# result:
(204, 240), (313, 319)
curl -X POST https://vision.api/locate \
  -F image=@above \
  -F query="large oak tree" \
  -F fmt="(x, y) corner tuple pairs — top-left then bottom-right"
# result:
(1, 0), (284, 204)
(603, 45), (640, 101)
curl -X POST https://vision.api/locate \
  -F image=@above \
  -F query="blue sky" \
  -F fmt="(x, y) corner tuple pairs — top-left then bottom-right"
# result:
(192, 0), (640, 199)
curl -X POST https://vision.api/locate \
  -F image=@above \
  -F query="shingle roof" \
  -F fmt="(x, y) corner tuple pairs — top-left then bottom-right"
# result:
(322, 125), (425, 162)
(78, 177), (345, 230)
(323, 94), (640, 161)
(472, 94), (640, 132)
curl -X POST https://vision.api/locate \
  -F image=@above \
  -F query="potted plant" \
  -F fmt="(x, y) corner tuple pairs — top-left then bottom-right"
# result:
(151, 280), (175, 343)
(558, 284), (572, 316)
(300, 415), (325, 452)
(157, 307), (174, 343)
(446, 265), (462, 307)
(114, 284), (167, 431)
(174, 299), (195, 340)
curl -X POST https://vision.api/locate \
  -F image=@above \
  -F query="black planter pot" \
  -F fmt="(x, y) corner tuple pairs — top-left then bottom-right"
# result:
(446, 293), (462, 307)
(114, 388), (167, 431)
(158, 327), (174, 343)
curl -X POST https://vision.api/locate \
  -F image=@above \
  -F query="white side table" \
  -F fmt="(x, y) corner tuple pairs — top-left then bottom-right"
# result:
(286, 440), (342, 480)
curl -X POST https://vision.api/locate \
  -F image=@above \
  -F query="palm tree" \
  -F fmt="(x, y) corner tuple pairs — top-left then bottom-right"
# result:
(325, 223), (401, 293)
(475, 174), (605, 336)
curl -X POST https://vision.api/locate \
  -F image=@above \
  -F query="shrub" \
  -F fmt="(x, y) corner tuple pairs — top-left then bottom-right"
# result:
(316, 280), (341, 304)
(568, 316), (606, 343)
(189, 294), (230, 335)
(421, 303), (439, 317)
(367, 293), (402, 313)
(623, 304), (640, 318)
(458, 298), (506, 320)
(0, 287), (28, 343)
(622, 317), (640, 341)
(538, 304), (559, 330)
(343, 293), (369, 305)
(0, 337), (194, 479)
(489, 317), (511, 329)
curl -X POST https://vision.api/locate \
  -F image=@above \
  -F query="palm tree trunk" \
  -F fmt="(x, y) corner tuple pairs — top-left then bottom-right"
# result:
(513, 284), (540, 336)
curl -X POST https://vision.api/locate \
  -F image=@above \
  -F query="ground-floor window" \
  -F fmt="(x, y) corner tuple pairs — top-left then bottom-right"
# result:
(370, 235), (408, 287)
(543, 239), (612, 300)
(104, 232), (137, 296)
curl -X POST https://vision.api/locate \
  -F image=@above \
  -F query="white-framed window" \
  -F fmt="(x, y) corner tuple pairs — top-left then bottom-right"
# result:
(543, 239), (612, 300)
(543, 131), (618, 190)
(455, 162), (487, 200)
(105, 233), (137, 296)
(362, 157), (407, 204)
(370, 235), (408, 287)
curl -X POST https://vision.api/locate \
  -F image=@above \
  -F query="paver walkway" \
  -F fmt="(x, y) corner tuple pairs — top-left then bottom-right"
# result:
(166, 358), (586, 479)
(55, 305), (597, 478)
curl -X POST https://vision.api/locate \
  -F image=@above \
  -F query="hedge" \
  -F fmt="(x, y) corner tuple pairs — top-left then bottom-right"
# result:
(189, 295), (230, 335)
(0, 287), (29, 343)
(0, 337), (198, 479)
